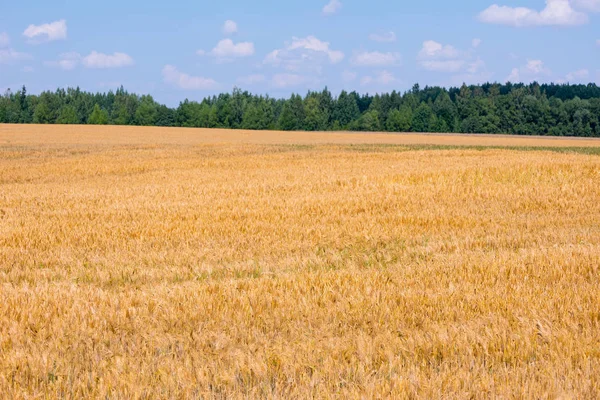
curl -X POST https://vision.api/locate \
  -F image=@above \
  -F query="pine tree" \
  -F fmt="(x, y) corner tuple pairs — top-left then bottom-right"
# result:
(333, 91), (360, 128)
(278, 94), (305, 131)
(433, 92), (457, 131)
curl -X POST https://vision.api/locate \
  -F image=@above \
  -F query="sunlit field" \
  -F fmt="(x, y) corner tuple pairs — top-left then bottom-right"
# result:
(1, 125), (600, 398)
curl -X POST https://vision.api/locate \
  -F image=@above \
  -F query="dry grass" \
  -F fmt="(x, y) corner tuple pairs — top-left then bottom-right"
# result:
(1, 125), (599, 399)
(2, 124), (600, 148)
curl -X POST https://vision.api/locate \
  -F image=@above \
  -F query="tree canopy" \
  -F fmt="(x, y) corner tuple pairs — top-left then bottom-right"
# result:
(1, 83), (599, 136)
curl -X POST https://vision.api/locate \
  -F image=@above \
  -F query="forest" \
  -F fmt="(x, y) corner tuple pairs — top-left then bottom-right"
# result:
(1, 82), (599, 136)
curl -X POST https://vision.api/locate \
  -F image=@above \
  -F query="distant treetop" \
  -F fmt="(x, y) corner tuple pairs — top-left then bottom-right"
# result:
(1, 82), (599, 137)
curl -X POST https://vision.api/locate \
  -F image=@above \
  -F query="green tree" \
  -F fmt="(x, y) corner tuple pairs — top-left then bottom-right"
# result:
(433, 92), (457, 132)
(56, 105), (79, 124)
(155, 105), (175, 126)
(111, 86), (139, 125)
(229, 87), (246, 129)
(411, 103), (436, 132)
(589, 98), (600, 136)
(88, 104), (109, 125)
(2, 82), (600, 137)
(176, 100), (202, 127)
(112, 99), (131, 125)
(242, 102), (262, 130)
(318, 87), (334, 129)
(278, 94), (305, 131)
(207, 104), (219, 128)
(0, 90), (21, 123)
(215, 94), (232, 128)
(135, 95), (158, 126)
(333, 90), (360, 128)
(350, 110), (381, 132)
(0, 95), (6, 123)
(19, 86), (33, 123)
(386, 106), (412, 132)
(33, 100), (52, 124)
(304, 95), (328, 131)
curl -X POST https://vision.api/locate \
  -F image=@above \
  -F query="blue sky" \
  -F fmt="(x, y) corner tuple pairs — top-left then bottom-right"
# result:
(1, 0), (599, 106)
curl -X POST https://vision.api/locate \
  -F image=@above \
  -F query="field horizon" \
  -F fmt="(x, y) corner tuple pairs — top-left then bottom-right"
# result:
(3, 124), (600, 148)
(1, 124), (599, 398)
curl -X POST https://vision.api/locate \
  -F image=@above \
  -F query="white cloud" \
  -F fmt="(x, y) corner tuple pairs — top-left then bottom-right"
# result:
(162, 65), (218, 90)
(342, 70), (357, 82)
(328, 50), (345, 63)
(45, 51), (133, 70)
(0, 49), (30, 64)
(237, 74), (266, 85)
(0, 48), (31, 64)
(360, 70), (398, 86)
(288, 36), (344, 63)
(44, 52), (82, 70)
(323, 0), (342, 15)
(506, 59), (551, 82)
(417, 40), (466, 72)
(478, 0), (588, 27)
(507, 68), (520, 82)
(23, 19), (67, 43)
(0, 33), (10, 48)
(597, 39), (600, 46)
(351, 51), (401, 67)
(210, 39), (255, 59)
(420, 60), (466, 73)
(271, 73), (312, 88)
(22, 66), (34, 72)
(264, 50), (280, 65)
(467, 58), (486, 74)
(369, 31), (397, 43)
(419, 40), (459, 59)
(525, 59), (549, 74)
(450, 57), (492, 85)
(223, 20), (238, 35)
(565, 68), (589, 81)
(418, 40), (490, 83)
(360, 76), (373, 86)
(572, 0), (600, 12)
(264, 36), (344, 73)
(82, 51), (134, 68)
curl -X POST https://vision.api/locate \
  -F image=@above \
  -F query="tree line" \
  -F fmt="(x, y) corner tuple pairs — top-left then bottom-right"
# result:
(1, 83), (600, 136)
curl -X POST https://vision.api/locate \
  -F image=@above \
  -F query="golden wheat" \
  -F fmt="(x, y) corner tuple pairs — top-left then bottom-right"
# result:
(1, 125), (599, 399)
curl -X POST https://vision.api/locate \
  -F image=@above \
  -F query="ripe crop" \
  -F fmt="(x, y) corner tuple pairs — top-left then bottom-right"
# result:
(1, 125), (599, 398)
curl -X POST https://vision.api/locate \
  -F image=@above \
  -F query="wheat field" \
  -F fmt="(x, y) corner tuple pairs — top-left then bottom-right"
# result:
(1, 125), (600, 399)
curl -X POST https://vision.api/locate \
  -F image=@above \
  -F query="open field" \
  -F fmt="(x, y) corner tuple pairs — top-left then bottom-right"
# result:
(3, 124), (600, 148)
(1, 125), (600, 398)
